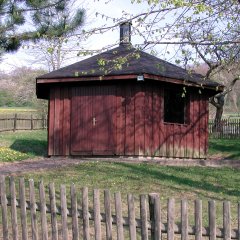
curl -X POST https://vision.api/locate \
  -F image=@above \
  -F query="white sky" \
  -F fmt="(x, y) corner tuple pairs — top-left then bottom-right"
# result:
(0, 0), (149, 73)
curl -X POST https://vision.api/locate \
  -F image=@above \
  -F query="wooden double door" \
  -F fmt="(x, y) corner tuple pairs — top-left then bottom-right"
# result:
(70, 85), (116, 155)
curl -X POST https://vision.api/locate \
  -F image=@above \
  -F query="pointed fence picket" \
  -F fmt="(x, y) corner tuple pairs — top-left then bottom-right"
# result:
(0, 176), (239, 240)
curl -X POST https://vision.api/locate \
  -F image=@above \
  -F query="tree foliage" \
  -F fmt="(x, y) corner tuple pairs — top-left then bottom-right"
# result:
(26, 0), (85, 71)
(0, 0), (84, 58)
(0, 67), (47, 110)
(88, 0), (240, 121)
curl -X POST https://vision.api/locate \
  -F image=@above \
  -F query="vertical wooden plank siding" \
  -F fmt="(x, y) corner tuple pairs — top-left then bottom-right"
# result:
(48, 83), (209, 158)
(159, 88), (166, 157)
(125, 84), (135, 155)
(49, 87), (71, 156)
(199, 97), (206, 158)
(63, 88), (70, 155)
(134, 84), (145, 155)
(48, 89), (55, 155)
(194, 93), (200, 158)
(144, 84), (153, 156)
(116, 86), (125, 155)
(185, 93), (194, 158)
(54, 87), (61, 155)
(152, 88), (161, 156)
(205, 97), (210, 155)
(10, 177), (18, 240)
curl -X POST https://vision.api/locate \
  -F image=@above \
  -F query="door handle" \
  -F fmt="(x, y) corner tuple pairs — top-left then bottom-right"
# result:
(93, 117), (97, 126)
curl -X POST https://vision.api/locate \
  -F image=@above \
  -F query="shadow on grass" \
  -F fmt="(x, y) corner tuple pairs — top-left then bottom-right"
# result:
(114, 162), (240, 198)
(209, 139), (240, 159)
(10, 139), (47, 157)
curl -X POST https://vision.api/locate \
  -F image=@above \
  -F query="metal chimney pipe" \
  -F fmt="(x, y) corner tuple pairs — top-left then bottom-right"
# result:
(120, 22), (132, 45)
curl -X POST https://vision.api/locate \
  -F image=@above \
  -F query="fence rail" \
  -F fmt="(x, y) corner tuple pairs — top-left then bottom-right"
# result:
(209, 119), (240, 139)
(0, 114), (47, 132)
(0, 176), (239, 240)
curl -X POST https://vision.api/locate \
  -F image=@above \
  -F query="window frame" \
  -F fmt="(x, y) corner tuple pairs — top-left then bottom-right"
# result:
(163, 87), (190, 125)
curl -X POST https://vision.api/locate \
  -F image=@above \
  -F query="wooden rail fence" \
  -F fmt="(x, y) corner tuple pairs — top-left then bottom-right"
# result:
(0, 176), (240, 239)
(0, 114), (47, 132)
(209, 119), (240, 139)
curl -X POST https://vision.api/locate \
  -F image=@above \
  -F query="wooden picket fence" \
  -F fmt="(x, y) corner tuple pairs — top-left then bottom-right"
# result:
(0, 176), (240, 240)
(0, 114), (47, 132)
(209, 119), (240, 139)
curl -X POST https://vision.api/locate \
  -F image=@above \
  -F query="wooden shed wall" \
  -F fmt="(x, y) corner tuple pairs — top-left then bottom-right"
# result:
(48, 82), (209, 158)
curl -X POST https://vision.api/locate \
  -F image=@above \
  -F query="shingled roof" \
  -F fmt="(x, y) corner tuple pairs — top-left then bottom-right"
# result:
(37, 44), (221, 89)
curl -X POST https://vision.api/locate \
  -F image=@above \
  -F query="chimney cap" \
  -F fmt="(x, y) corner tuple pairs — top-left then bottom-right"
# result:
(120, 21), (132, 45)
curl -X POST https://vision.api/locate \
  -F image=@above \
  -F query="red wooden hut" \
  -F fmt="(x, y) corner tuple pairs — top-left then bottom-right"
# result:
(36, 23), (223, 159)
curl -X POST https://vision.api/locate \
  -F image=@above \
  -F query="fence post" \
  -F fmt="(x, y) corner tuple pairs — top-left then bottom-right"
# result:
(19, 178), (28, 240)
(209, 200), (216, 240)
(60, 185), (68, 240)
(195, 199), (202, 240)
(42, 114), (45, 129)
(71, 184), (79, 240)
(140, 195), (148, 240)
(94, 189), (101, 240)
(128, 194), (136, 240)
(10, 177), (18, 240)
(168, 198), (175, 240)
(13, 113), (17, 131)
(238, 203), (240, 240)
(104, 189), (113, 240)
(31, 114), (33, 130)
(149, 193), (161, 240)
(0, 175), (9, 240)
(29, 179), (38, 240)
(223, 201), (231, 240)
(39, 180), (48, 240)
(181, 199), (188, 240)
(82, 187), (90, 240)
(115, 192), (124, 240)
(49, 183), (58, 240)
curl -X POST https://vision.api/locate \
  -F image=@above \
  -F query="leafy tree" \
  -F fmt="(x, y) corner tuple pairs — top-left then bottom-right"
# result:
(0, 0), (84, 59)
(0, 67), (47, 110)
(26, 1), (85, 71)
(89, 0), (240, 124)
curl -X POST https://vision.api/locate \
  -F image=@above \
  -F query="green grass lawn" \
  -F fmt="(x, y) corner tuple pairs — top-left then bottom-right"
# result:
(0, 107), (38, 114)
(0, 130), (47, 162)
(0, 130), (239, 228)
(208, 138), (240, 160)
(17, 162), (240, 227)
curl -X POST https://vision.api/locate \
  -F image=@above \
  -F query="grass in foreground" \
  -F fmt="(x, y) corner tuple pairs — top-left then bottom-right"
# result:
(0, 130), (47, 162)
(21, 162), (240, 203)
(19, 162), (240, 226)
